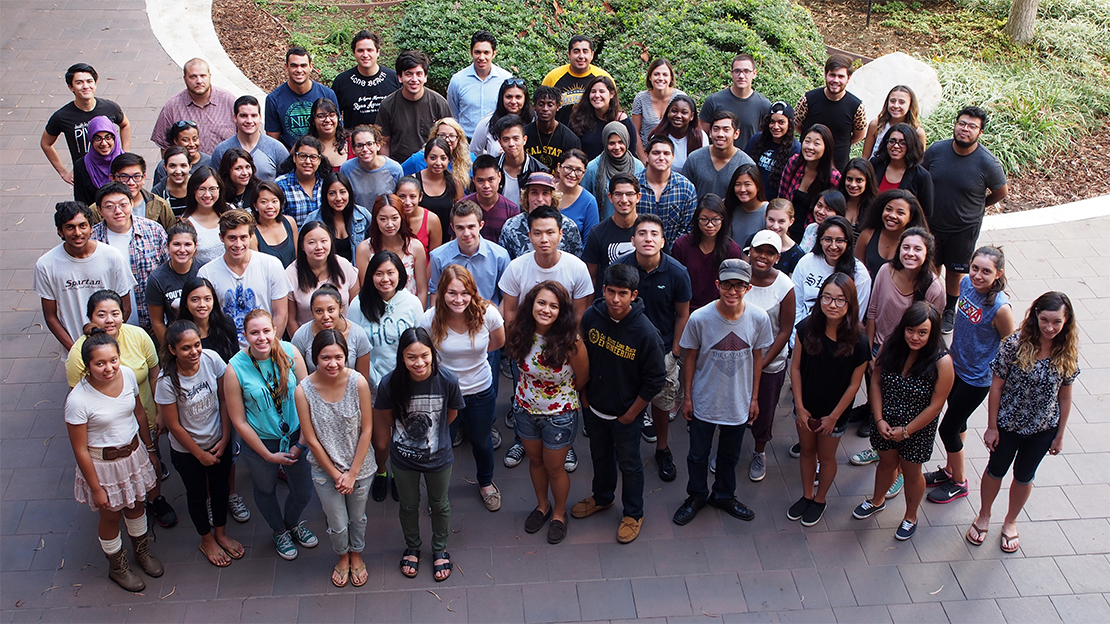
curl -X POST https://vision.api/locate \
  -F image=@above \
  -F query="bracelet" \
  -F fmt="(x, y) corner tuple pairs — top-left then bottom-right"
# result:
(294, 442), (308, 451)
(146, 444), (157, 452)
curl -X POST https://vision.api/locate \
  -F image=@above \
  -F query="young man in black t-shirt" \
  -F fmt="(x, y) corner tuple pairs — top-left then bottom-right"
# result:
(331, 30), (400, 128)
(42, 63), (130, 188)
(582, 173), (640, 296)
(794, 55), (866, 170)
(524, 86), (581, 170)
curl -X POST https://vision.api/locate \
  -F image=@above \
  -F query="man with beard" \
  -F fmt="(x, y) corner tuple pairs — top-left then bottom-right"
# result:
(793, 55), (866, 170)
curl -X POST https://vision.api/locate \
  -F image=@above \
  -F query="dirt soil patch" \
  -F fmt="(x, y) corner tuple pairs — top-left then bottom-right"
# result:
(213, 0), (1109, 210)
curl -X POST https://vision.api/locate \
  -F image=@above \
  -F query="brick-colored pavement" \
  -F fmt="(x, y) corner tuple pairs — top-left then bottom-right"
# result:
(1, 2), (1107, 622)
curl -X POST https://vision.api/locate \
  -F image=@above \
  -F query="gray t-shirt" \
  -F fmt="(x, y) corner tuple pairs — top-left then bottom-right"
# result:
(678, 302), (773, 426)
(699, 89), (771, 149)
(155, 350), (226, 453)
(922, 139), (1007, 233)
(210, 134), (290, 182)
(680, 147), (755, 200)
(728, 202), (768, 250)
(291, 322), (373, 374)
(340, 157), (404, 214)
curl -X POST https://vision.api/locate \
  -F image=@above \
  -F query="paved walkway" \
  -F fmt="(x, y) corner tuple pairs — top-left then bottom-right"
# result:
(1, 2), (1108, 622)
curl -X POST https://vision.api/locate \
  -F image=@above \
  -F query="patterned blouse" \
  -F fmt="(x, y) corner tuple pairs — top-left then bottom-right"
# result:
(515, 334), (579, 415)
(991, 334), (1080, 436)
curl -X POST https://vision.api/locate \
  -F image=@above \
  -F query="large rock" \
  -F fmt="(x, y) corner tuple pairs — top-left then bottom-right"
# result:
(847, 52), (943, 122)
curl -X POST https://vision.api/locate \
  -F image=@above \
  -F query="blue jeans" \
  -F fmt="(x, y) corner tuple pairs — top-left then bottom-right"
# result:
(583, 409), (644, 520)
(687, 415), (746, 502)
(311, 467), (371, 555)
(449, 383), (497, 487)
(239, 437), (313, 534)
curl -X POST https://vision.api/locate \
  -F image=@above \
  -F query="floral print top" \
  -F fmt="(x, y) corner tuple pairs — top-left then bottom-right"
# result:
(991, 334), (1080, 436)
(515, 334), (579, 415)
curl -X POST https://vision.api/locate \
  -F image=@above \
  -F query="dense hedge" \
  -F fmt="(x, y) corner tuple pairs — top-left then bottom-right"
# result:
(394, 0), (828, 109)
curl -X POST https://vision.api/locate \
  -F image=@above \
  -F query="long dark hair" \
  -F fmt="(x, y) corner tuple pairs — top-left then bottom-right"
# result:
(504, 281), (579, 369)
(723, 163), (766, 218)
(688, 194), (733, 270)
(320, 171), (356, 237)
(358, 251), (408, 324)
(570, 75), (622, 137)
(649, 94), (703, 151)
(750, 104), (797, 193)
(487, 79), (534, 136)
(369, 194), (415, 252)
(218, 147), (259, 204)
(890, 227), (937, 302)
(250, 180), (287, 225)
(160, 320), (201, 401)
(800, 124), (836, 197)
(86, 289), (123, 320)
(875, 301), (944, 380)
(388, 327), (440, 415)
(277, 135), (332, 177)
(307, 97), (349, 156)
(859, 189), (928, 235)
(801, 273), (862, 358)
(812, 216), (856, 276)
(420, 139), (458, 197)
(295, 221), (345, 293)
(177, 277), (238, 362)
(182, 166), (227, 220)
(838, 157), (877, 224)
(871, 122), (925, 169)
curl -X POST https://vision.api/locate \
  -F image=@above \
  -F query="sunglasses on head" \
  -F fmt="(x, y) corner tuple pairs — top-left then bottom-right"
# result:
(505, 77), (526, 88)
(173, 120), (198, 129)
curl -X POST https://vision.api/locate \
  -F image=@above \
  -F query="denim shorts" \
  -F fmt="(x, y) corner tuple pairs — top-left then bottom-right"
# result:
(513, 407), (579, 450)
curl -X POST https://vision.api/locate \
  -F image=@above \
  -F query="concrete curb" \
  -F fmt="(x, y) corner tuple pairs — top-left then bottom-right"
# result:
(982, 194), (1110, 231)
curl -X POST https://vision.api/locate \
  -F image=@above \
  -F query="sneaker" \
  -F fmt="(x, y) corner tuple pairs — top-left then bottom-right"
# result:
(789, 442), (802, 458)
(895, 519), (917, 540)
(228, 493), (251, 522)
(564, 447), (578, 473)
(886, 473), (905, 498)
(656, 448), (677, 482)
(709, 454), (717, 474)
(852, 499), (886, 519)
(927, 479), (969, 504)
(923, 466), (952, 487)
(641, 423), (657, 444)
(749, 451), (767, 482)
(206, 498), (214, 527)
(787, 496), (812, 521)
(504, 443), (525, 468)
(505, 410), (515, 429)
(452, 428), (464, 448)
(159, 455), (170, 481)
(490, 427), (502, 450)
(273, 530), (298, 560)
(500, 356), (513, 379)
(801, 500), (826, 527)
(147, 495), (178, 528)
(942, 308), (955, 335)
(290, 521), (318, 548)
(850, 448), (879, 466)
(370, 473), (389, 502)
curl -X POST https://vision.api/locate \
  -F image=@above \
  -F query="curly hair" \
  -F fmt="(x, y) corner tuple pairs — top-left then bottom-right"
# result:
(307, 97), (349, 157)
(1016, 292), (1079, 378)
(430, 265), (489, 347)
(504, 281), (579, 369)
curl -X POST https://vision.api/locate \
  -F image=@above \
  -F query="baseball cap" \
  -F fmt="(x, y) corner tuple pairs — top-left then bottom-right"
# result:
(746, 229), (782, 253)
(718, 258), (752, 283)
(524, 171), (557, 189)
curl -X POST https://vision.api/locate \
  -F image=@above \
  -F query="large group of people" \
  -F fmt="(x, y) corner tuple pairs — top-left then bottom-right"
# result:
(36, 31), (1080, 593)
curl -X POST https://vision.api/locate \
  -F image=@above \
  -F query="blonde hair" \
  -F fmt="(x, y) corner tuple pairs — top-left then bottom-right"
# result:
(766, 197), (794, 219)
(429, 118), (471, 190)
(431, 265), (488, 346)
(243, 309), (293, 400)
(1015, 292), (1080, 379)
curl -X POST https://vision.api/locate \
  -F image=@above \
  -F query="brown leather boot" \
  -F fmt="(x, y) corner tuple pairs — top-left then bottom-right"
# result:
(105, 549), (145, 592)
(129, 532), (164, 577)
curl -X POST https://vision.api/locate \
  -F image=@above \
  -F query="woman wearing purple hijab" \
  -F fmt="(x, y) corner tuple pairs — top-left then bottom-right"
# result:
(73, 115), (123, 205)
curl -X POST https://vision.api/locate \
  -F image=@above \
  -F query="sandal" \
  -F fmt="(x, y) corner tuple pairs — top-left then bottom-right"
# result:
(199, 544), (231, 568)
(1001, 531), (1020, 553)
(966, 522), (989, 546)
(432, 551), (452, 582)
(350, 562), (368, 587)
(218, 537), (245, 560)
(331, 562), (350, 588)
(399, 549), (420, 578)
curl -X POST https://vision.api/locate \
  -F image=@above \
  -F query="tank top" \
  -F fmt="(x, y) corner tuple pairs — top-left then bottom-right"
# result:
(870, 122), (891, 159)
(416, 171), (453, 242)
(951, 276), (1009, 387)
(744, 272), (794, 373)
(864, 230), (890, 279)
(301, 373), (376, 479)
(413, 208), (431, 254)
(229, 343), (299, 443)
(255, 218), (296, 268)
(515, 334), (580, 414)
(334, 236), (353, 263)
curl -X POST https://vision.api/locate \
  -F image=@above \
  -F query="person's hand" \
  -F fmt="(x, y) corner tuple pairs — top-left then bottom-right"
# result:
(617, 410), (637, 425)
(876, 419), (894, 440)
(90, 485), (109, 510)
(1049, 433), (1064, 456)
(61, 169), (74, 186)
(209, 438), (227, 460)
(335, 472), (356, 494)
(984, 427), (1000, 451)
(152, 415), (167, 437)
(196, 450), (218, 467)
(681, 397), (694, 421)
(795, 406), (812, 423)
(268, 451), (298, 465)
(748, 398), (759, 425)
(818, 414), (837, 435)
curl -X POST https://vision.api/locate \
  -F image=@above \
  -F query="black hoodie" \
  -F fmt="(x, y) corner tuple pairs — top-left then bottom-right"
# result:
(580, 297), (666, 417)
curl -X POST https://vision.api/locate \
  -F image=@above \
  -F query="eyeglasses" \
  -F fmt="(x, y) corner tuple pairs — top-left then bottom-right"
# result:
(820, 294), (849, 308)
(435, 132), (457, 142)
(956, 120), (981, 130)
(100, 201), (129, 213)
(731, 68), (754, 75)
(196, 186), (221, 196)
(820, 236), (848, 246)
(113, 173), (144, 183)
(698, 217), (723, 225)
(295, 152), (321, 162)
(505, 77), (526, 88)
(610, 191), (638, 198)
(719, 281), (748, 292)
(314, 112), (337, 120)
(560, 165), (585, 176)
(92, 134), (115, 144)
(887, 138), (907, 147)
(353, 141), (377, 151)
(172, 120), (197, 129)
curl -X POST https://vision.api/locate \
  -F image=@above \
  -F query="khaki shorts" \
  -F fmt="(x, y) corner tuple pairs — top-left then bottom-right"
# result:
(651, 351), (683, 412)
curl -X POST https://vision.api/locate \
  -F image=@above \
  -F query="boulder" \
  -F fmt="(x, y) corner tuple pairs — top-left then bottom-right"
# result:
(847, 52), (943, 122)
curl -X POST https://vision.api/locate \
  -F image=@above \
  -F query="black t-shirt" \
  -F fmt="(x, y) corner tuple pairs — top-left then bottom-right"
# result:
(331, 66), (401, 128)
(582, 217), (635, 294)
(922, 139), (1008, 233)
(798, 88), (864, 170)
(374, 368), (465, 473)
(45, 99), (125, 163)
(795, 316), (871, 419)
(524, 122), (582, 170)
(146, 261), (200, 326)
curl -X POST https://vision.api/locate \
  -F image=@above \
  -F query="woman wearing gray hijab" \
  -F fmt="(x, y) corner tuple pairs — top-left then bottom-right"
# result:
(582, 121), (645, 221)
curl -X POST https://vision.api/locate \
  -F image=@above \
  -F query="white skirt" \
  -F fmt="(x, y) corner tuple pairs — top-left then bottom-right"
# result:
(74, 449), (157, 512)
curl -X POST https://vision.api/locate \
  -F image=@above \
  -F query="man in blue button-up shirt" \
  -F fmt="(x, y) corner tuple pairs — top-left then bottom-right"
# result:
(447, 31), (514, 138)
(428, 199), (511, 306)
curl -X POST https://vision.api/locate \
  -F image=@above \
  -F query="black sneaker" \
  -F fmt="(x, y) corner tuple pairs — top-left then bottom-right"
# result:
(147, 495), (178, 528)
(895, 519), (917, 540)
(789, 442), (802, 458)
(787, 496), (812, 521)
(927, 479), (969, 504)
(942, 308), (955, 335)
(852, 499), (886, 520)
(923, 466), (952, 487)
(801, 501), (826, 527)
(656, 448), (677, 482)
(641, 423), (657, 443)
(856, 420), (872, 438)
(370, 473), (388, 502)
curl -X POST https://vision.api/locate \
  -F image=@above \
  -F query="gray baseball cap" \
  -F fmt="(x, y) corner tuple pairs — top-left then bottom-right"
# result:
(718, 258), (752, 283)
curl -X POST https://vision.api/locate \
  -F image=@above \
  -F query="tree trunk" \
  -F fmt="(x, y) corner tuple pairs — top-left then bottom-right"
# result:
(1004, 0), (1039, 45)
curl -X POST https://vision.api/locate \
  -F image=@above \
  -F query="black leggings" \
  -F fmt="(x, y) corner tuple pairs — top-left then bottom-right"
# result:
(986, 427), (1057, 485)
(938, 376), (991, 453)
(171, 445), (232, 536)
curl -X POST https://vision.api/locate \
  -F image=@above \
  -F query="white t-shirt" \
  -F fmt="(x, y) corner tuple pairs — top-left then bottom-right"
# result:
(745, 271), (795, 374)
(154, 350), (226, 453)
(34, 242), (136, 344)
(65, 366), (141, 448)
(105, 227), (140, 325)
(498, 251), (594, 301)
(420, 304), (504, 395)
(198, 251), (293, 346)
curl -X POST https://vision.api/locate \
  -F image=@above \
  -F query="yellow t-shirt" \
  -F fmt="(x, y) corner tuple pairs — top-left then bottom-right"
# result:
(67, 325), (159, 425)
(541, 64), (614, 109)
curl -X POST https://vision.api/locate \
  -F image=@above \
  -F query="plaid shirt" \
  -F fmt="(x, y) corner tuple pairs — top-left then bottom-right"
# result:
(91, 216), (168, 329)
(778, 154), (842, 203)
(636, 170), (697, 249)
(275, 173), (323, 226)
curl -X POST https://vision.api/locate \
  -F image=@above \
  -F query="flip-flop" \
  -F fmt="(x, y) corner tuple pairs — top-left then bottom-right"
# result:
(220, 539), (245, 560)
(966, 522), (988, 546)
(350, 563), (368, 587)
(332, 562), (350, 588)
(1001, 531), (1020, 553)
(200, 545), (231, 567)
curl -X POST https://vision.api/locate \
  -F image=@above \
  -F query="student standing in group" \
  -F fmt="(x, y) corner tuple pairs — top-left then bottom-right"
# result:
(65, 329), (162, 592)
(265, 47), (339, 149)
(554, 149), (599, 240)
(148, 222), (200, 344)
(672, 259), (771, 526)
(925, 246), (1013, 504)
(526, 86), (583, 170)
(724, 163), (769, 249)
(275, 135), (331, 227)
(295, 330), (376, 588)
(861, 85), (928, 160)
(290, 285), (372, 380)
(757, 199), (805, 276)
(793, 216), (870, 325)
(43, 63), (130, 189)
(787, 273), (870, 526)
(700, 54), (771, 149)
(211, 96), (291, 183)
(72, 116), (122, 206)
(498, 172), (583, 260)
(542, 35), (614, 111)
(570, 76), (638, 162)
(340, 124), (404, 212)
(374, 328), (464, 581)
(428, 200), (512, 305)
(505, 282), (589, 544)
(854, 189), (929, 280)
(869, 123), (934, 217)
(583, 122), (645, 221)
(332, 31), (401, 129)
(794, 55), (866, 170)
(400, 118), (473, 183)
(671, 194), (743, 310)
(743, 100), (800, 199)
(582, 173), (639, 294)
(413, 141), (462, 244)
(573, 264), (666, 544)
(249, 181), (298, 268)
(839, 157), (877, 229)
(183, 167), (231, 267)
(637, 136), (697, 248)
(471, 79), (535, 158)
(494, 114), (550, 205)
(157, 321), (245, 568)
(631, 58), (686, 160)
(681, 111), (756, 200)
(967, 292), (1079, 554)
(377, 51), (452, 163)
(307, 99), (353, 170)
(395, 175), (443, 255)
(152, 147), (192, 215)
(449, 31), (514, 139)
(466, 154), (521, 243)
(649, 95), (706, 172)
(152, 58), (237, 154)
(778, 124), (841, 241)
(225, 309), (316, 560)
(305, 172), (374, 263)
(152, 119), (211, 186)
(356, 195), (428, 305)
(219, 148), (260, 210)
(287, 221), (360, 335)
(799, 190), (847, 253)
